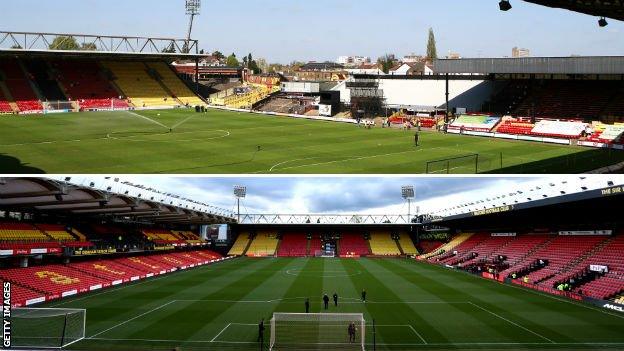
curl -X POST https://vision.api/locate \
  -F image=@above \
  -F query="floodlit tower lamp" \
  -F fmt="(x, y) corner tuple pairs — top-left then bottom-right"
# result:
(185, 0), (201, 52)
(598, 17), (608, 27)
(499, 0), (512, 11)
(234, 185), (246, 223)
(401, 185), (415, 220)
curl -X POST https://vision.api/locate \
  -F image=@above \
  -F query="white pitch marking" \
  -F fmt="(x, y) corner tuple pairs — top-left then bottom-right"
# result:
(210, 323), (231, 342)
(267, 147), (443, 173)
(89, 300), (178, 338)
(469, 301), (555, 344)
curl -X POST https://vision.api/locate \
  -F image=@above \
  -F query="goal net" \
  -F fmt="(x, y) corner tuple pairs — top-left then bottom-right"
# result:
(10, 308), (86, 348)
(270, 313), (365, 351)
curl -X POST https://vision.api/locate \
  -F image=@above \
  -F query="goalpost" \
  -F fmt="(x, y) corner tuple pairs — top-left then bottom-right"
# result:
(270, 313), (365, 351)
(10, 308), (86, 349)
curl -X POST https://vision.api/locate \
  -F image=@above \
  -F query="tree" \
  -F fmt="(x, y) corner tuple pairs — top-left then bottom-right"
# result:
(162, 43), (176, 53)
(249, 60), (261, 74)
(80, 42), (97, 51)
(226, 53), (239, 67)
(49, 36), (80, 50)
(377, 54), (395, 74)
(426, 28), (437, 61)
(212, 51), (225, 60)
(10, 44), (22, 49)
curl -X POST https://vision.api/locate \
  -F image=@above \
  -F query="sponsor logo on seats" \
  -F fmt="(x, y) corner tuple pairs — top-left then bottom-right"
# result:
(603, 303), (624, 313)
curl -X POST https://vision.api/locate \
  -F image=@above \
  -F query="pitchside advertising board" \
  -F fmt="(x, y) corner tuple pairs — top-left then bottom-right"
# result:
(2, 281), (10, 348)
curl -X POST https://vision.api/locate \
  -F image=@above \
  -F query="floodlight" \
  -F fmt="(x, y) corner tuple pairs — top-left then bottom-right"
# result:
(185, 0), (201, 15)
(599, 17), (608, 27)
(401, 186), (415, 199)
(499, 0), (512, 11)
(234, 186), (247, 198)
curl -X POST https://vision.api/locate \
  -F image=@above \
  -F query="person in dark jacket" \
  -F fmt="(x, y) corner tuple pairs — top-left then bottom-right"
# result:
(333, 292), (338, 307)
(305, 298), (310, 313)
(323, 294), (330, 310)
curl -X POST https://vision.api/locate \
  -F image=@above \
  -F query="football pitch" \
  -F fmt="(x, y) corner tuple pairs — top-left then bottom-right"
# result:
(1, 109), (623, 174)
(42, 257), (624, 351)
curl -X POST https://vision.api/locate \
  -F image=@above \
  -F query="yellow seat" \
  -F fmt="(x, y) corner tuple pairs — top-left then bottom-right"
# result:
(419, 233), (474, 259)
(228, 233), (250, 255)
(398, 233), (419, 255)
(369, 232), (401, 256)
(246, 232), (279, 257)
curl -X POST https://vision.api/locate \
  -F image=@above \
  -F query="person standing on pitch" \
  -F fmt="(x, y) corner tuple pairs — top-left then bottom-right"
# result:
(333, 292), (338, 307)
(305, 298), (310, 313)
(361, 289), (367, 302)
(323, 294), (330, 310)
(257, 318), (265, 343)
(414, 131), (420, 147)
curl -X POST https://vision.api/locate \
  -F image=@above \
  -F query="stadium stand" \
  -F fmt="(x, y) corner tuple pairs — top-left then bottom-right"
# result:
(436, 233), (490, 265)
(0, 93), (14, 113)
(53, 60), (129, 110)
(586, 123), (624, 144)
(510, 235), (606, 284)
(513, 80), (619, 120)
(419, 232), (474, 260)
(35, 224), (75, 242)
(228, 233), (251, 256)
(417, 240), (444, 255)
(277, 233), (308, 257)
(398, 233), (419, 255)
(1, 249), (225, 306)
(246, 232), (279, 257)
(0, 59), (42, 112)
(0, 222), (51, 242)
(495, 119), (535, 135)
(146, 62), (205, 106)
(339, 232), (370, 257)
(309, 235), (322, 256)
(102, 61), (179, 108)
(368, 231), (401, 256)
(545, 235), (624, 300)
(449, 115), (501, 132)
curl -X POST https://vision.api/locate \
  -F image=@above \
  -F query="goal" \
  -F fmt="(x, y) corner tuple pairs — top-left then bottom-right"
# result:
(426, 154), (480, 174)
(270, 313), (365, 351)
(10, 308), (86, 349)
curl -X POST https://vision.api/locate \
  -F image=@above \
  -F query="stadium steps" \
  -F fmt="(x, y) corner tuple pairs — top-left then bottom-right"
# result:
(151, 62), (206, 105)
(396, 239), (405, 255)
(98, 63), (130, 106)
(143, 62), (185, 106)
(227, 233), (251, 256)
(541, 236), (617, 288)
(306, 237), (311, 256)
(16, 60), (46, 103)
(420, 232), (474, 260)
(398, 233), (419, 255)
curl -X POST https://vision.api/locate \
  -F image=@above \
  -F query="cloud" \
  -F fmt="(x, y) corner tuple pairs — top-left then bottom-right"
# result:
(121, 176), (540, 215)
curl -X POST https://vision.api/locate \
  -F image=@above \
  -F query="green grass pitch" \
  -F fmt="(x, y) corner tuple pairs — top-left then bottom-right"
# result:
(37, 257), (624, 350)
(1, 109), (622, 174)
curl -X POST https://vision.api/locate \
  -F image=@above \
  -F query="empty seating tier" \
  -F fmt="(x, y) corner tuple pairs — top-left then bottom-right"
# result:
(339, 233), (370, 256)
(368, 232), (401, 256)
(398, 233), (419, 255)
(228, 233), (251, 256)
(277, 233), (308, 257)
(102, 61), (178, 108)
(246, 232), (279, 257)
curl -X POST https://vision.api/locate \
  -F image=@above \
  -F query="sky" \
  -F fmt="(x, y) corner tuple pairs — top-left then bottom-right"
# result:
(119, 176), (552, 216)
(4, 0), (623, 63)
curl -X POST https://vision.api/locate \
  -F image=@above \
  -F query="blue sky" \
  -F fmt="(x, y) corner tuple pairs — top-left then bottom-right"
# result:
(5, 0), (623, 62)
